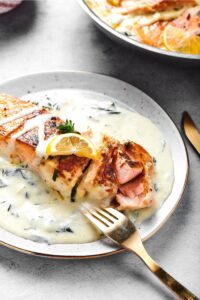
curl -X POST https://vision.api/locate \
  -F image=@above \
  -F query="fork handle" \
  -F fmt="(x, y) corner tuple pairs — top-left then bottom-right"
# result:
(153, 266), (199, 300)
(123, 243), (199, 300)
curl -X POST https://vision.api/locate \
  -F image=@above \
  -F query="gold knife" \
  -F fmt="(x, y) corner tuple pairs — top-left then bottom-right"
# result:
(183, 111), (200, 154)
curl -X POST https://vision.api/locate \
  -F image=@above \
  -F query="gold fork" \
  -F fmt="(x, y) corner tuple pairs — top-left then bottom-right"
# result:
(84, 207), (199, 300)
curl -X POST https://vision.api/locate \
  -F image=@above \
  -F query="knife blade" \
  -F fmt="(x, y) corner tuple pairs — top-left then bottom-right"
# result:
(182, 111), (200, 154)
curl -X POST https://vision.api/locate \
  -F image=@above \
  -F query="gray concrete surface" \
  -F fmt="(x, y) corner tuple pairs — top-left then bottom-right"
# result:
(0, 1), (199, 299)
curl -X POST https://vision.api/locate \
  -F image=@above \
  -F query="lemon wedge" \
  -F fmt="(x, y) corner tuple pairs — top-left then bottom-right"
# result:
(46, 133), (97, 159)
(163, 24), (200, 55)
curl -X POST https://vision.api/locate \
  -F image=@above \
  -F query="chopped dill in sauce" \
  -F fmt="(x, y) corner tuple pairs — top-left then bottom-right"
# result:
(1, 168), (29, 180)
(91, 102), (121, 115)
(42, 100), (61, 111)
(161, 140), (166, 152)
(108, 111), (121, 115)
(153, 157), (157, 164)
(52, 169), (59, 181)
(15, 168), (29, 180)
(56, 226), (74, 233)
(25, 192), (30, 199)
(154, 183), (159, 192)
(124, 31), (132, 37)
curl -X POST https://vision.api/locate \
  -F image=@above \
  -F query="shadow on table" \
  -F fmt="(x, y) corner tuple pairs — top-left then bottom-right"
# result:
(0, 0), (37, 41)
(0, 247), (174, 300)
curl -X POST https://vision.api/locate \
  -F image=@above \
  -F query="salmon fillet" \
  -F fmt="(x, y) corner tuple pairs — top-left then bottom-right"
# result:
(0, 93), (154, 211)
(0, 93), (90, 200)
(121, 0), (196, 15)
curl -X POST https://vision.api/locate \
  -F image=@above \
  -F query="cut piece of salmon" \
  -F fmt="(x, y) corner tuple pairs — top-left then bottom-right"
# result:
(76, 138), (154, 210)
(113, 145), (143, 185)
(115, 141), (153, 210)
(124, 141), (153, 175)
(76, 136), (119, 205)
(117, 174), (153, 210)
(116, 191), (153, 210)
(39, 156), (90, 200)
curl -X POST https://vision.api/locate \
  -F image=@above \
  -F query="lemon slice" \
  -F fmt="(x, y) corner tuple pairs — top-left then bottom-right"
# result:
(107, 0), (121, 7)
(46, 133), (96, 159)
(163, 24), (200, 55)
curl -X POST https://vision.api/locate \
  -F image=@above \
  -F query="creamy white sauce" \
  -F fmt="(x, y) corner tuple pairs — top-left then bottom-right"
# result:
(0, 89), (174, 244)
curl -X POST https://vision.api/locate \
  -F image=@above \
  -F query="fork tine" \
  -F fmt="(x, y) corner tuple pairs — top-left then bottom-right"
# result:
(101, 207), (119, 220)
(84, 209), (109, 232)
(84, 210), (107, 232)
(95, 207), (117, 223)
(103, 207), (125, 220)
(89, 209), (112, 226)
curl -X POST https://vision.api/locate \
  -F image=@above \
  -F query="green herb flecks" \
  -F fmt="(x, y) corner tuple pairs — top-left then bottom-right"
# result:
(108, 111), (121, 115)
(124, 31), (132, 37)
(91, 102), (121, 115)
(57, 119), (75, 134)
(56, 226), (74, 233)
(52, 169), (59, 182)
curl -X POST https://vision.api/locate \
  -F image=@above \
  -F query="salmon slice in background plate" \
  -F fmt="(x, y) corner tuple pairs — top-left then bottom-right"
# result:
(120, 0), (197, 15)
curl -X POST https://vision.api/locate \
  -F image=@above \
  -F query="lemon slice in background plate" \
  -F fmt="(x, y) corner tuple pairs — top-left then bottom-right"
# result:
(46, 133), (97, 159)
(107, 0), (121, 6)
(162, 5), (200, 55)
(163, 23), (200, 54)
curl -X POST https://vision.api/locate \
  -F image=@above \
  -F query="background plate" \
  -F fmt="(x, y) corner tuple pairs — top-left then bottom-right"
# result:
(0, 71), (188, 258)
(77, 0), (200, 62)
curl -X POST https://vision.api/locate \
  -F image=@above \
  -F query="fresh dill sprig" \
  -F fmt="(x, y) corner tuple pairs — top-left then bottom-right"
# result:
(57, 119), (75, 134)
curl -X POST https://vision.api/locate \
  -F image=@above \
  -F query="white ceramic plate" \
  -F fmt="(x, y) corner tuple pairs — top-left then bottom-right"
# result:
(0, 71), (188, 258)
